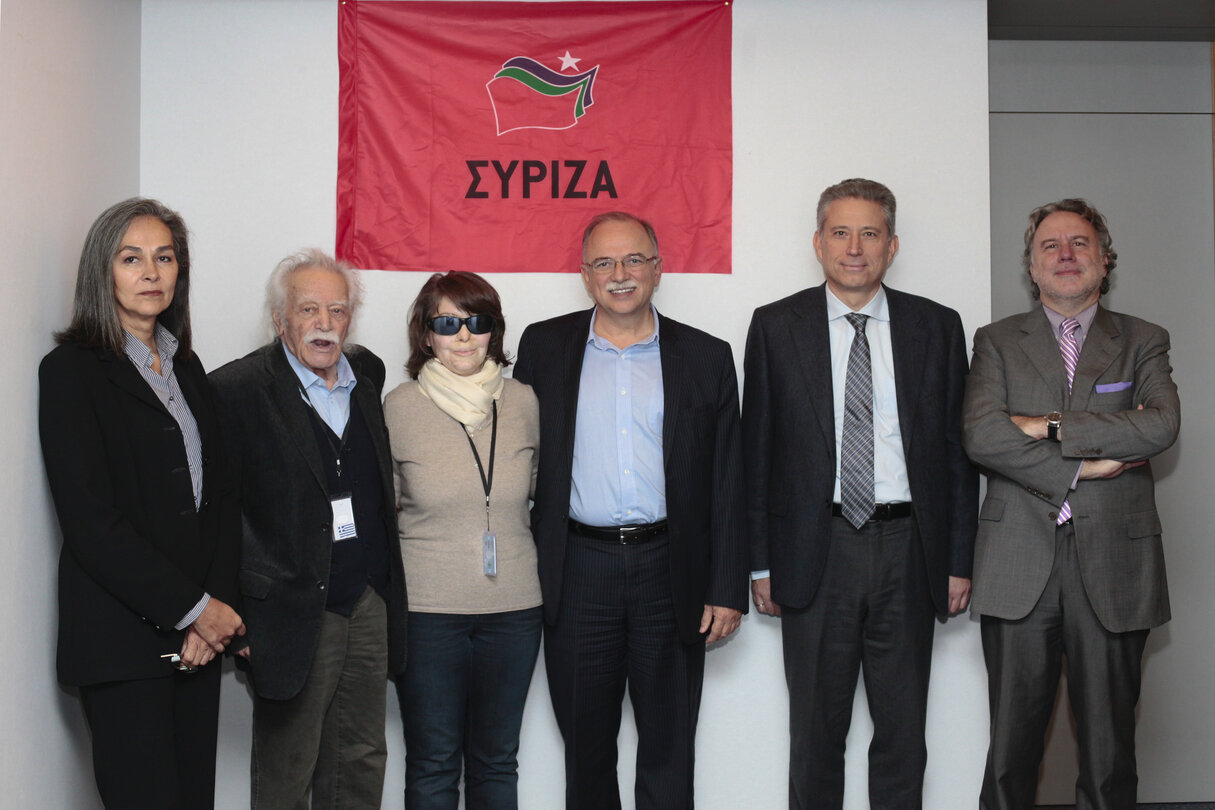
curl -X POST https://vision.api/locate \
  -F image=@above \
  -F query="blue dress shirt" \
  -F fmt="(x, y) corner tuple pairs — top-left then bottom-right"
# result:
(569, 307), (666, 526)
(282, 342), (358, 436)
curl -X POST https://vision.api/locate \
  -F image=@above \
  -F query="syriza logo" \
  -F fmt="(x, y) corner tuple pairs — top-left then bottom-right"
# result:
(485, 50), (599, 135)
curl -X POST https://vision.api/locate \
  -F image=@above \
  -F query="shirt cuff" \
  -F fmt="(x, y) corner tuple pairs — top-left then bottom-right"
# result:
(175, 593), (211, 631)
(750, 570), (770, 581)
(1071, 462), (1083, 491)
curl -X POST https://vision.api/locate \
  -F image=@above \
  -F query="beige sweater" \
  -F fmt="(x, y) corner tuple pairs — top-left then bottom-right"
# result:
(383, 378), (542, 614)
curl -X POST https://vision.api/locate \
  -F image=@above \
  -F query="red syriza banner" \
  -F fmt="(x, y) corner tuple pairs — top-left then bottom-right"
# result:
(336, 0), (732, 273)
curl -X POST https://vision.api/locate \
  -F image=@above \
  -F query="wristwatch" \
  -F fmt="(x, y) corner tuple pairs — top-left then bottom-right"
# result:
(1046, 411), (1062, 442)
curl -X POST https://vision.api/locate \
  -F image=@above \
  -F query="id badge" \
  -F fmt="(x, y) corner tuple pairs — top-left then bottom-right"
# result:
(482, 532), (497, 576)
(331, 494), (358, 543)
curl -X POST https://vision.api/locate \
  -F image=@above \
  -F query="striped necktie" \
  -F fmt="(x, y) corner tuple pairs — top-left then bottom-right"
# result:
(840, 313), (874, 529)
(1056, 317), (1080, 525)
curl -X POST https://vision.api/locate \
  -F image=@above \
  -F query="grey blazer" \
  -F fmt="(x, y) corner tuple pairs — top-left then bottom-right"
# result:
(963, 305), (1179, 632)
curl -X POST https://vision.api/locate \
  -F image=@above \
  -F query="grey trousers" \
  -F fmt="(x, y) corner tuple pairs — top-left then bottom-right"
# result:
(252, 587), (390, 810)
(980, 522), (1149, 810)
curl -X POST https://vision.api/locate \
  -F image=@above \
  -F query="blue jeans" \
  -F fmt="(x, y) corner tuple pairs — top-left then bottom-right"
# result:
(396, 607), (543, 810)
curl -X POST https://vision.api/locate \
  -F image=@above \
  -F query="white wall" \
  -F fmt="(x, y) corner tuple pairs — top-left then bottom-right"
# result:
(7, 0), (992, 806)
(989, 40), (1215, 804)
(0, 0), (141, 807)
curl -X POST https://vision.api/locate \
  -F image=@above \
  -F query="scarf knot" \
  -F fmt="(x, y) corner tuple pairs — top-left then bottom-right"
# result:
(417, 358), (504, 432)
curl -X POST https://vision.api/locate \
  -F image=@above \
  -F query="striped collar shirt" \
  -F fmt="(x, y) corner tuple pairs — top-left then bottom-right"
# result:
(123, 325), (203, 509)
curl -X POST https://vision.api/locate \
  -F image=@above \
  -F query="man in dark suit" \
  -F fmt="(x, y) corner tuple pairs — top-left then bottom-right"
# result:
(513, 211), (747, 810)
(210, 249), (406, 810)
(744, 178), (977, 809)
(963, 198), (1179, 810)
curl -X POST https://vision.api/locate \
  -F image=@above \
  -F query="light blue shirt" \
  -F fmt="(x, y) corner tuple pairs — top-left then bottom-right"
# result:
(569, 307), (667, 526)
(282, 342), (357, 436)
(826, 285), (911, 504)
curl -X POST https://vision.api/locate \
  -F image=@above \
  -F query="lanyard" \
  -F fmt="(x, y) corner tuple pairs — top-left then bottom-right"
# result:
(299, 383), (348, 480)
(464, 401), (498, 532)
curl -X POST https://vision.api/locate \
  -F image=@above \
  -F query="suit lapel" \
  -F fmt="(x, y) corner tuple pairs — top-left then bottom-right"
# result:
(266, 343), (329, 492)
(1019, 308), (1069, 400)
(790, 286), (836, 452)
(351, 368), (390, 473)
(888, 289), (926, 455)
(1069, 306), (1120, 411)
(175, 355), (216, 484)
(100, 350), (168, 414)
(560, 310), (593, 473)
(658, 313), (684, 471)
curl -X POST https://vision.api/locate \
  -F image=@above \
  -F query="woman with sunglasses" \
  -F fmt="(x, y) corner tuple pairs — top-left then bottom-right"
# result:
(384, 271), (541, 810)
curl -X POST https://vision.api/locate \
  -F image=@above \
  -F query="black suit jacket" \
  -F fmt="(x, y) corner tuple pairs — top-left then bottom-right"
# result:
(743, 284), (977, 613)
(209, 341), (406, 701)
(513, 309), (748, 645)
(40, 342), (240, 687)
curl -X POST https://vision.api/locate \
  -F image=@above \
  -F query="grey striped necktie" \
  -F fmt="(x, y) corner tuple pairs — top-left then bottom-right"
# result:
(841, 313), (874, 529)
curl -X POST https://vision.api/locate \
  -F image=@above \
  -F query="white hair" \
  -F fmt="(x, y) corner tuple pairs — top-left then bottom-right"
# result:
(264, 248), (364, 336)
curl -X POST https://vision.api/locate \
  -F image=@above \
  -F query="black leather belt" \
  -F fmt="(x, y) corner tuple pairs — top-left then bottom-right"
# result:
(831, 502), (912, 522)
(569, 519), (668, 544)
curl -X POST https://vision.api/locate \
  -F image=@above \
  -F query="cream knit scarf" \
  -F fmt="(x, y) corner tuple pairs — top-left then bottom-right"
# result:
(417, 357), (504, 434)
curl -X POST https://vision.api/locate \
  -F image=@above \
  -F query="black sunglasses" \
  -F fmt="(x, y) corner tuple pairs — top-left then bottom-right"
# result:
(427, 315), (495, 336)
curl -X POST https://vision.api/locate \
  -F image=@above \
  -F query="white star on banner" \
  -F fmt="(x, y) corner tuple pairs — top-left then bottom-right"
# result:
(558, 50), (581, 71)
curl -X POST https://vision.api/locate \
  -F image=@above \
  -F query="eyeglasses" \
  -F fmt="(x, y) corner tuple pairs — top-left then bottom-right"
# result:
(427, 315), (495, 336)
(581, 254), (659, 274)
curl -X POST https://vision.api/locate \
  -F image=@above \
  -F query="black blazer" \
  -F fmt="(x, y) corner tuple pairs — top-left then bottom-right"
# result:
(39, 341), (240, 687)
(208, 341), (406, 701)
(742, 284), (978, 614)
(513, 309), (748, 645)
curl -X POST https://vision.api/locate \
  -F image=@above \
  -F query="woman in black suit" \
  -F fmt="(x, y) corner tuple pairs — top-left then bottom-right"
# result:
(39, 198), (245, 810)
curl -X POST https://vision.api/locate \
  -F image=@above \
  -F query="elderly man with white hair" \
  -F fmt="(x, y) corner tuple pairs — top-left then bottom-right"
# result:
(210, 249), (407, 810)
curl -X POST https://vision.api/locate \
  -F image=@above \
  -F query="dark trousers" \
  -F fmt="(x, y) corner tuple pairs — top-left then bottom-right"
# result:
(544, 530), (706, 810)
(980, 522), (1148, 810)
(78, 661), (222, 810)
(396, 606), (543, 810)
(781, 515), (935, 810)
(252, 586), (389, 810)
